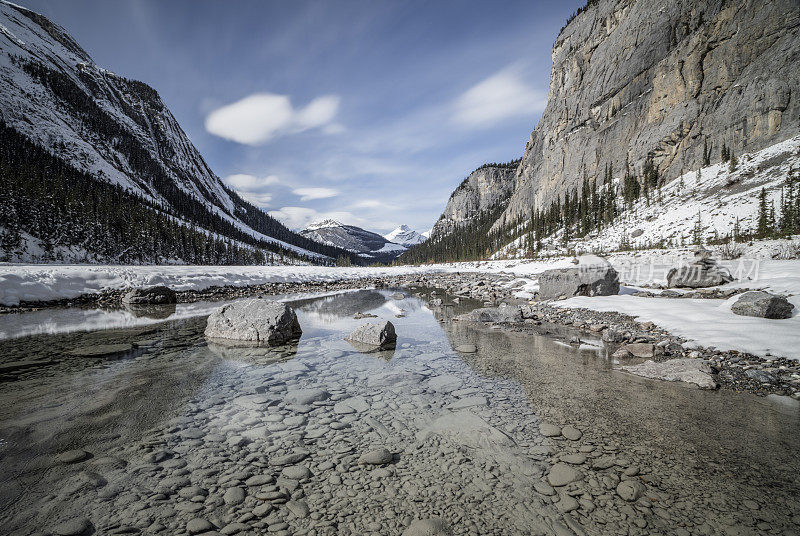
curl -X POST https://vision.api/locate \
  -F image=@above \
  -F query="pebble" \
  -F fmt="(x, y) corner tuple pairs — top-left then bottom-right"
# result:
(223, 487), (246, 506)
(402, 517), (454, 536)
(359, 447), (393, 465)
(187, 518), (214, 534)
(547, 463), (582, 487)
(561, 425), (582, 441)
(51, 517), (92, 536)
(539, 423), (562, 437)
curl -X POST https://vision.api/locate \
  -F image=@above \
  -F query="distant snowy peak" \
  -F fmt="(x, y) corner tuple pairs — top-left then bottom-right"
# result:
(384, 225), (427, 247)
(305, 219), (344, 231)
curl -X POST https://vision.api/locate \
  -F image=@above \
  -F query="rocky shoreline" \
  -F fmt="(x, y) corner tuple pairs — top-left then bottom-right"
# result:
(2, 271), (798, 399)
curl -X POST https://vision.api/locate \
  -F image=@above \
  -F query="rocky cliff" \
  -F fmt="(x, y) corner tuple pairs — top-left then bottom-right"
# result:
(494, 0), (800, 231)
(431, 164), (517, 238)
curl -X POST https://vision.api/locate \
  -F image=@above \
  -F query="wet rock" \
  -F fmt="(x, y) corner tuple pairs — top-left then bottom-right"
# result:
(187, 518), (214, 534)
(456, 306), (522, 323)
(359, 447), (393, 465)
(121, 285), (176, 305)
(52, 517), (93, 536)
(622, 358), (717, 389)
(616, 480), (646, 501)
(402, 517), (453, 536)
(56, 449), (91, 464)
(284, 387), (329, 405)
(547, 463), (582, 487)
(538, 261), (620, 299)
(346, 321), (397, 348)
(622, 343), (655, 358)
(745, 369), (777, 383)
(730, 291), (794, 319)
(204, 299), (302, 345)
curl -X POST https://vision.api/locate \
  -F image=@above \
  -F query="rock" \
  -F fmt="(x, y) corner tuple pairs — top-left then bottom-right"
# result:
(547, 463), (582, 487)
(622, 358), (717, 389)
(56, 449), (91, 464)
(281, 465), (311, 480)
(204, 299), (302, 345)
(223, 487), (246, 506)
(286, 499), (310, 518)
(345, 321), (397, 348)
(284, 387), (329, 405)
(418, 410), (516, 452)
(52, 517), (93, 536)
(534, 481), (556, 496)
(269, 450), (309, 466)
(667, 249), (733, 288)
(538, 261), (620, 300)
(187, 518), (214, 534)
(612, 347), (633, 359)
(456, 306), (522, 323)
(557, 494), (580, 513)
(745, 369), (777, 383)
(402, 517), (453, 536)
(390, 292), (405, 300)
(454, 344), (477, 353)
(616, 480), (646, 501)
(358, 447), (393, 465)
(561, 425), (582, 441)
(539, 423), (562, 437)
(622, 343), (655, 358)
(121, 285), (176, 305)
(731, 291), (794, 319)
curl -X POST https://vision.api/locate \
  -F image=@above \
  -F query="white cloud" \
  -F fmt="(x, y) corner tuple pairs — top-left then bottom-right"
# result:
(452, 67), (546, 128)
(205, 93), (341, 145)
(292, 187), (339, 201)
(224, 174), (280, 190)
(238, 191), (273, 206)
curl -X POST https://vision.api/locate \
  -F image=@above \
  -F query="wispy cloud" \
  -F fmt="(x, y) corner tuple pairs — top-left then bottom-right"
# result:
(206, 93), (340, 145)
(223, 173), (280, 207)
(292, 187), (339, 201)
(452, 66), (546, 128)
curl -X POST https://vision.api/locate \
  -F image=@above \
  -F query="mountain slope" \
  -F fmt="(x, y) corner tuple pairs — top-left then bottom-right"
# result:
(0, 1), (352, 264)
(495, 0), (800, 232)
(384, 225), (426, 247)
(300, 220), (406, 262)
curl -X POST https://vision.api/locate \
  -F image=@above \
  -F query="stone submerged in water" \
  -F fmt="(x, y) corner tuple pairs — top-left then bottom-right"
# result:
(538, 261), (619, 300)
(121, 285), (176, 305)
(204, 299), (302, 345)
(402, 517), (454, 536)
(622, 358), (717, 389)
(730, 291), (794, 319)
(346, 321), (397, 348)
(456, 306), (522, 323)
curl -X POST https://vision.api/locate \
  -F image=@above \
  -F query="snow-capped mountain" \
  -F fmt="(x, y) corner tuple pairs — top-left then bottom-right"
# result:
(0, 1), (349, 264)
(383, 225), (427, 247)
(301, 220), (406, 261)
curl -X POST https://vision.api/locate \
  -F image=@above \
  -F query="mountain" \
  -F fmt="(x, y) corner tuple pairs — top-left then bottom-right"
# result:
(495, 0), (800, 232)
(419, 0), (800, 262)
(383, 225), (427, 247)
(300, 220), (406, 262)
(0, 1), (353, 264)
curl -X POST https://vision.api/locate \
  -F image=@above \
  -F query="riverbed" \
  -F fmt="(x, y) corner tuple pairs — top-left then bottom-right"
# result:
(0, 287), (797, 535)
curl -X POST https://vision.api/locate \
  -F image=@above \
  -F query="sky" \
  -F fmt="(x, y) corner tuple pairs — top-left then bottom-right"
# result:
(19, 0), (584, 234)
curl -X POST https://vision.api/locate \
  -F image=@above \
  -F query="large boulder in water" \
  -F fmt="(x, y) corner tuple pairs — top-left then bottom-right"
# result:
(205, 299), (302, 345)
(346, 321), (396, 348)
(122, 285), (176, 305)
(538, 257), (619, 299)
(730, 291), (794, 319)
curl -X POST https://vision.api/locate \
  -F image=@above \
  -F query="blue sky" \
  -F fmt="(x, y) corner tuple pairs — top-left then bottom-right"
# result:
(20, 0), (584, 233)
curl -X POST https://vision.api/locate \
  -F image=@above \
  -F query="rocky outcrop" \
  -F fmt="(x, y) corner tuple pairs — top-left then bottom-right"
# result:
(204, 299), (302, 345)
(431, 164), (517, 239)
(731, 291), (794, 319)
(494, 0), (800, 231)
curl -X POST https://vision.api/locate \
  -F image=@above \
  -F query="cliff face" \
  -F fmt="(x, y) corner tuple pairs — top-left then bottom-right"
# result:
(431, 165), (517, 239)
(495, 0), (800, 230)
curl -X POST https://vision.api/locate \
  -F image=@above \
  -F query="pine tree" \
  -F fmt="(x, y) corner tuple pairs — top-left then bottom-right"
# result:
(757, 188), (770, 238)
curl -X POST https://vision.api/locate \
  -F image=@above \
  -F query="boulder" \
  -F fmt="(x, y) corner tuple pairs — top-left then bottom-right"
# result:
(204, 299), (302, 345)
(730, 291), (794, 319)
(121, 285), (176, 305)
(621, 358), (717, 389)
(666, 246), (733, 288)
(346, 321), (396, 348)
(538, 261), (619, 300)
(621, 343), (655, 358)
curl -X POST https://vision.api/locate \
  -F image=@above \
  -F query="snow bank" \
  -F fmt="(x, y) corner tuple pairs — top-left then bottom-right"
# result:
(0, 264), (451, 306)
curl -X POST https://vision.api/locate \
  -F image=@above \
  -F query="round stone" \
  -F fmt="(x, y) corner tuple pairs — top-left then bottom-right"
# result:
(187, 518), (213, 534)
(454, 344), (477, 353)
(547, 463), (582, 487)
(539, 423), (562, 437)
(616, 480), (646, 501)
(561, 425), (582, 441)
(281, 465), (311, 480)
(56, 450), (91, 464)
(402, 517), (453, 536)
(223, 486), (246, 506)
(52, 517), (92, 536)
(358, 447), (393, 465)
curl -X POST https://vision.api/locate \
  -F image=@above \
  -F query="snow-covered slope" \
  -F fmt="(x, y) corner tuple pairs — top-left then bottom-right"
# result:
(300, 220), (406, 261)
(495, 136), (800, 258)
(383, 225), (427, 247)
(0, 1), (344, 263)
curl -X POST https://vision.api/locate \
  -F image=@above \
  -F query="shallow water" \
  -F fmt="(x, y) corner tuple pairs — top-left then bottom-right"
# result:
(0, 288), (798, 535)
